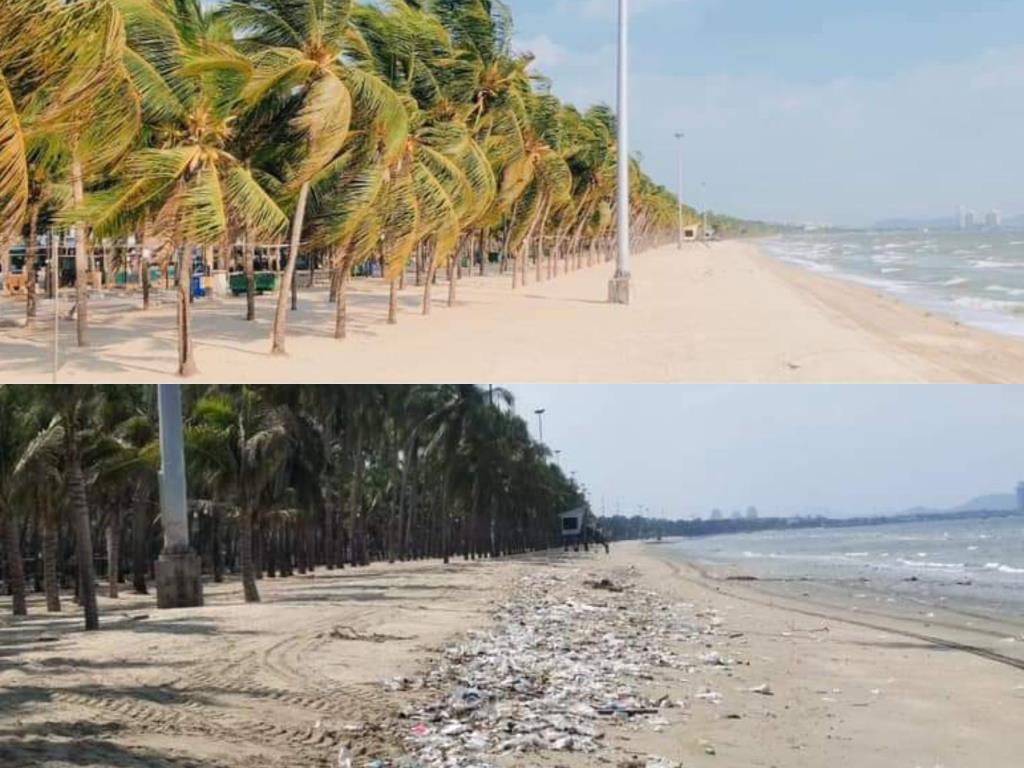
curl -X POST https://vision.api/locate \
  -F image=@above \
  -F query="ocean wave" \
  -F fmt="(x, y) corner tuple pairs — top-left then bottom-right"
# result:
(941, 277), (968, 286)
(898, 559), (965, 570)
(984, 562), (1024, 575)
(971, 259), (1020, 269)
(985, 284), (1024, 296)
(880, 267), (903, 274)
(779, 256), (836, 273)
(952, 296), (1024, 313)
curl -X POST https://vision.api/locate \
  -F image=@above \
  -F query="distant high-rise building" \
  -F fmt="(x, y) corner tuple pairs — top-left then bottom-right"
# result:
(1017, 482), (1024, 513)
(985, 210), (1002, 229)
(958, 206), (968, 230)
(964, 210), (976, 229)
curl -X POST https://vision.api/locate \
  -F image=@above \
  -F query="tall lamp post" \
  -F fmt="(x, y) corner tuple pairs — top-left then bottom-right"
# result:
(674, 132), (685, 249)
(155, 384), (203, 609)
(534, 407), (546, 443)
(701, 181), (709, 239)
(608, 0), (631, 304)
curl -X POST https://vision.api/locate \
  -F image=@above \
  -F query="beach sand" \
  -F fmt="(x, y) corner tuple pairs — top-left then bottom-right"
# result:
(2, 542), (1021, 767)
(4, 241), (1024, 383)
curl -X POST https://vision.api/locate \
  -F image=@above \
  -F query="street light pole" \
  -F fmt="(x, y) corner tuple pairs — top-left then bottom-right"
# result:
(674, 132), (685, 249)
(155, 384), (203, 608)
(608, 0), (631, 304)
(702, 181), (709, 239)
(534, 407), (546, 444)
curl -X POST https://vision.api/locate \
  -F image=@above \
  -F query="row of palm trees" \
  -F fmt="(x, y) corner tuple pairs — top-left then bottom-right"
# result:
(0, 0), (685, 375)
(0, 384), (585, 630)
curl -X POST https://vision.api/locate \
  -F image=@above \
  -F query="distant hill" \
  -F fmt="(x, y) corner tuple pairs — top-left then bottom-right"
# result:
(896, 492), (1017, 516)
(952, 493), (1017, 512)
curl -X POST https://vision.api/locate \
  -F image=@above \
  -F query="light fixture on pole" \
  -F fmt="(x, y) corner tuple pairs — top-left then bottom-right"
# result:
(674, 132), (685, 249)
(608, 0), (631, 304)
(534, 407), (546, 443)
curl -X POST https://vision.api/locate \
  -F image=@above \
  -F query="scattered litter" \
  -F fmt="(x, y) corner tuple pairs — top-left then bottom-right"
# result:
(387, 569), (710, 766)
(584, 577), (625, 592)
(326, 625), (415, 643)
(749, 683), (773, 696)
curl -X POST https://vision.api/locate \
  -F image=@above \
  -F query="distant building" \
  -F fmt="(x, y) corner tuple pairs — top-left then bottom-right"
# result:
(985, 210), (1002, 229)
(964, 210), (976, 229)
(1017, 483), (1024, 513)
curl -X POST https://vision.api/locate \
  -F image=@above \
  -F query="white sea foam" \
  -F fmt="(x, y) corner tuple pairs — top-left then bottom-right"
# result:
(880, 267), (903, 274)
(985, 284), (1024, 296)
(952, 296), (1024, 313)
(899, 559), (964, 570)
(942, 277), (968, 287)
(984, 562), (1024, 575)
(971, 259), (1020, 269)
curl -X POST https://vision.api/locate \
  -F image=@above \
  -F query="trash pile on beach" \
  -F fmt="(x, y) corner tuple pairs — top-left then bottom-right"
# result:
(384, 567), (713, 767)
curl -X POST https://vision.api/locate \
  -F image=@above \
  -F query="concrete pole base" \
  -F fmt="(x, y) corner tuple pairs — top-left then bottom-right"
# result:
(155, 551), (204, 609)
(607, 274), (631, 305)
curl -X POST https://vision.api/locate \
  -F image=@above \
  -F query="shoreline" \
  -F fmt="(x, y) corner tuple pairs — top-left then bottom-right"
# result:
(3, 542), (1022, 767)
(4, 241), (1024, 383)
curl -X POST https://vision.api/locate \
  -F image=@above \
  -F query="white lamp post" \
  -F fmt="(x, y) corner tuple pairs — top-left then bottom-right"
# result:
(155, 384), (203, 608)
(674, 132), (685, 249)
(608, 0), (631, 304)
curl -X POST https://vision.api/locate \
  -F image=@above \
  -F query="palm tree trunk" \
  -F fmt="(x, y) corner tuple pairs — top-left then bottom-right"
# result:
(536, 199), (550, 283)
(106, 507), (120, 598)
(271, 180), (310, 354)
(441, 473), (450, 565)
(422, 250), (437, 315)
(446, 254), (457, 307)
(177, 245), (197, 376)
(239, 505), (260, 602)
(1, 502), (27, 616)
(25, 206), (38, 322)
(68, 437), (99, 630)
(388, 277), (398, 324)
(244, 233), (256, 321)
(71, 156), (88, 347)
(42, 501), (60, 612)
(132, 481), (148, 594)
(334, 260), (350, 339)
(212, 503), (223, 583)
(478, 229), (487, 276)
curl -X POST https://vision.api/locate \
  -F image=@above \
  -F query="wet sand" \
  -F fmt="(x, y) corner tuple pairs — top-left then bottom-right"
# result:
(2, 543), (1021, 767)
(4, 241), (1024, 383)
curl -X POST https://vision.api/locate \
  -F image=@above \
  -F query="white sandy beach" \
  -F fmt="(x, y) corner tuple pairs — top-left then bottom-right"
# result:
(3, 241), (1024, 383)
(2, 542), (1021, 767)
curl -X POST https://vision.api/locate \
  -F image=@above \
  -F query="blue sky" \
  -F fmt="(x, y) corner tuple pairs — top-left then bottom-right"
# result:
(508, 0), (1024, 226)
(504, 384), (1024, 520)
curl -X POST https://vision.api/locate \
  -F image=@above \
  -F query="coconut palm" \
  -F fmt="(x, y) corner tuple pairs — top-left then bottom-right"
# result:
(216, 0), (408, 354)
(90, 0), (289, 375)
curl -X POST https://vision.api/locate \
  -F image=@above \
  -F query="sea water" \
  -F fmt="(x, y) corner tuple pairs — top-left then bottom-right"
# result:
(665, 516), (1024, 621)
(759, 230), (1024, 337)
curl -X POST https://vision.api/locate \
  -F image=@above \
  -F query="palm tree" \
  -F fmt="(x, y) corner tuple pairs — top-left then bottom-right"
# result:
(218, 0), (406, 354)
(89, 0), (288, 375)
(0, 386), (30, 616)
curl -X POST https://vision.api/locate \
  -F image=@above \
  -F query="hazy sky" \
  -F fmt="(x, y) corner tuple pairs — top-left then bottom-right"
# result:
(509, 0), (1024, 226)
(503, 385), (1024, 519)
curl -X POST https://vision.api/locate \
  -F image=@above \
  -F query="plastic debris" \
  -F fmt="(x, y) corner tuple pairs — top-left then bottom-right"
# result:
(385, 568), (713, 767)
